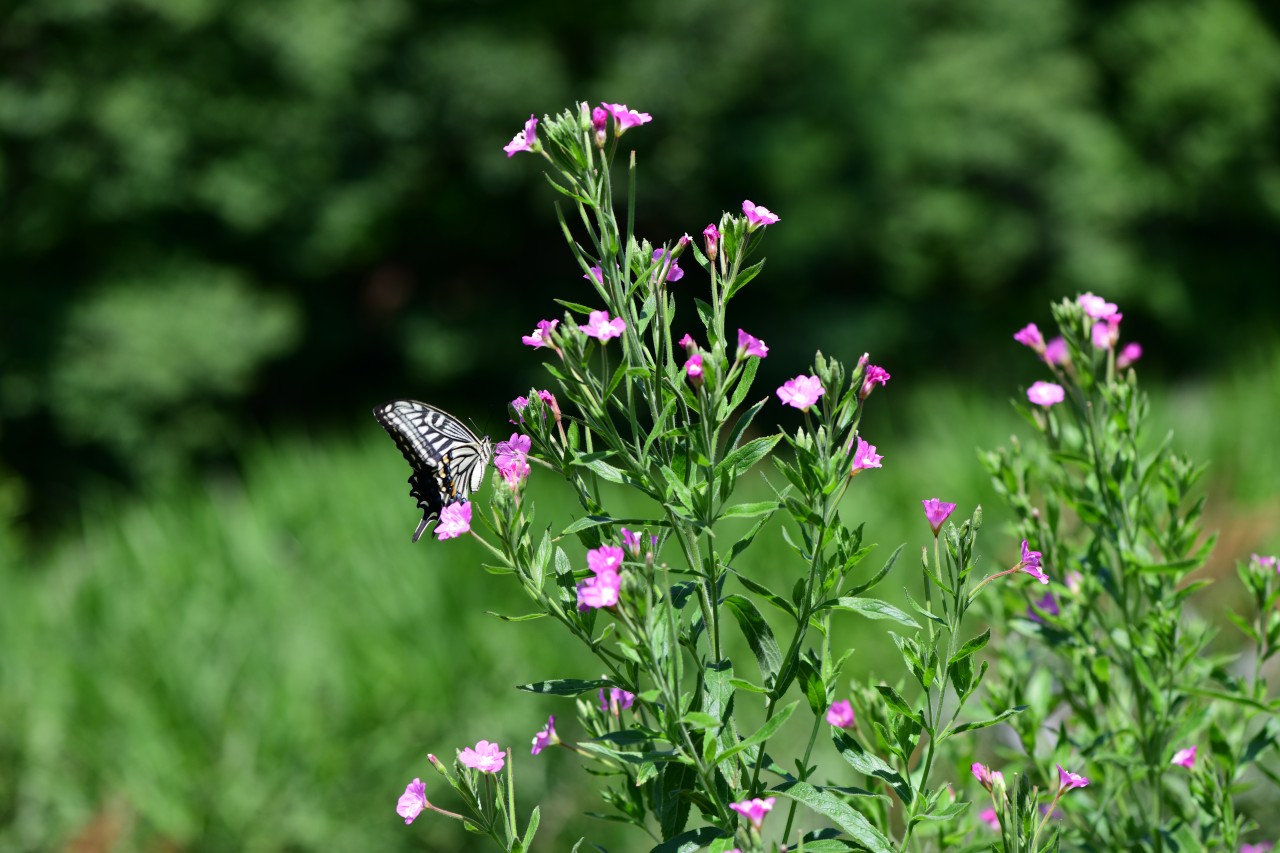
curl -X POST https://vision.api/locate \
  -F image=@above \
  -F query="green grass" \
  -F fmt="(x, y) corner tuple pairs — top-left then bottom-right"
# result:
(2, 355), (1278, 851)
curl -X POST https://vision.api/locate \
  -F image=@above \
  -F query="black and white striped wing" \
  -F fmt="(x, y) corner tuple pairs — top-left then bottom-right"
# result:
(372, 400), (493, 542)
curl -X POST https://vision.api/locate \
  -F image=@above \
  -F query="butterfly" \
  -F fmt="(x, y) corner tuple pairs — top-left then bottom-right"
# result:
(372, 400), (493, 542)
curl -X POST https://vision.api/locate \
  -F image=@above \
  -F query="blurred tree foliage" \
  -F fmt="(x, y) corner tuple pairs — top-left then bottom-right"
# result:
(2, 0), (1278, 528)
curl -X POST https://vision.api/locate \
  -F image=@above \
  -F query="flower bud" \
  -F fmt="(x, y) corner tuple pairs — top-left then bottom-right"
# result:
(702, 223), (720, 262)
(591, 107), (608, 148)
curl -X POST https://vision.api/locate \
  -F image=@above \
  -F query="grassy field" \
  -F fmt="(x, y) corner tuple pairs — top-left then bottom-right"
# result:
(2, 352), (1277, 851)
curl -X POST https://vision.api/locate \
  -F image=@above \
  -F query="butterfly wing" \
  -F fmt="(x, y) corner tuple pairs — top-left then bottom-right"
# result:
(373, 400), (492, 542)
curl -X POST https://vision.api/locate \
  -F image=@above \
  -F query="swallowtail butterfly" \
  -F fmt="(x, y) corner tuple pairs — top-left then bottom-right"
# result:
(373, 400), (493, 542)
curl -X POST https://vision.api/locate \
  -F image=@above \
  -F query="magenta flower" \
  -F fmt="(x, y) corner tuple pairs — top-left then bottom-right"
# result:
(397, 778), (429, 824)
(1241, 843), (1275, 853)
(598, 686), (635, 714)
(582, 309), (626, 342)
(1027, 381), (1065, 407)
(435, 502), (472, 540)
(511, 395), (530, 416)
(971, 762), (1004, 790)
(703, 223), (721, 260)
(1091, 314), (1122, 349)
(1027, 590), (1059, 623)
(776, 374), (825, 411)
(503, 114), (539, 158)
(531, 716), (557, 756)
(652, 248), (684, 282)
(860, 364), (891, 399)
(922, 498), (957, 537)
(1044, 336), (1069, 366)
(458, 740), (505, 773)
(685, 353), (704, 380)
(500, 458), (530, 489)
(730, 796), (776, 830)
(1253, 553), (1279, 572)
(591, 106), (608, 144)
(678, 333), (696, 351)
(577, 570), (620, 609)
(1018, 540), (1049, 584)
(585, 265), (604, 286)
(1014, 323), (1045, 352)
(1056, 764), (1089, 792)
(742, 200), (780, 228)
(602, 102), (652, 134)
(1078, 292), (1118, 320)
(522, 318), (559, 349)
(495, 433), (531, 471)
(737, 328), (769, 359)
(588, 545), (625, 574)
(621, 527), (641, 557)
(1117, 342), (1143, 369)
(826, 700), (855, 728)
(850, 437), (883, 474)
(1171, 746), (1197, 769)
(979, 807), (1000, 830)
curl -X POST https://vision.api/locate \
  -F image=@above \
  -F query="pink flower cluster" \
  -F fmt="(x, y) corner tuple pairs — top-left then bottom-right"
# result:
(826, 700), (855, 728)
(494, 433), (531, 489)
(577, 544), (625, 609)
(435, 502), (472, 541)
(459, 739), (506, 773)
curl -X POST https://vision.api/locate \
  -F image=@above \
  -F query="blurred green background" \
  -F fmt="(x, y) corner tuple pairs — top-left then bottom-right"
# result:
(3, 0), (1279, 849)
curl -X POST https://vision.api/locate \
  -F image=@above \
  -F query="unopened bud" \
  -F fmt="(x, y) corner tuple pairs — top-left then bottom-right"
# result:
(702, 223), (720, 262)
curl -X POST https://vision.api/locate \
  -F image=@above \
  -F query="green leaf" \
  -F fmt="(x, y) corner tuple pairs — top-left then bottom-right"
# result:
(717, 434), (782, 479)
(682, 712), (722, 731)
(719, 500), (780, 519)
(655, 761), (698, 842)
(723, 593), (782, 684)
(948, 628), (991, 665)
(484, 611), (547, 622)
(517, 678), (612, 696)
(730, 570), (797, 619)
(561, 514), (619, 536)
(875, 685), (918, 721)
(949, 706), (1025, 735)
(554, 298), (594, 315)
(724, 259), (765, 302)
(771, 781), (895, 853)
(821, 596), (919, 628)
(832, 730), (912, 805)
(578, 456), (627, 484)
(650, 825), (731, 853)
(520, 805), (541, 850)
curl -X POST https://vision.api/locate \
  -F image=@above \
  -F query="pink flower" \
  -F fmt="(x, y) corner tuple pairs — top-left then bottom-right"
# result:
(776, 374), (825, 411)
(1253, 553), (1279, 572)
(1056, 764), (1089, 792)
(685, 353), (704, 380)
(511, 395), (530, 417)
(1117, 341), (1143, 369)
(1027, 381), (1065, 407)
(1171, 745), (1197, 769)
(397, 778), (429, 824)
(495, 433), (531, 471)
(591, 106), (608, 145)
(1018, 540), (1049, 584)
(1078, 292), (1119, 320)
(1027, 590), (1059, 623)
(531, 716), (557, 755)
(652, 248), (683, 282)
(588, 545), (625, 574)
(621, 528), (641, 557)
(730, 796), (776, 830)
(851, 437), (883, 474)
(1242, 843), (1275, 853)
(458, 740), (506, 773)
(577, 571), (620, 609)
(971, 763), (1004, 790)
(742, 200), (780, 228)
(922, 498), (957, 537)
(1091, 314), (1122, 349)
(737, 328), (769, 359)
(602, 102), (652, 134)
(1044, 336), (1069, 366)
(585, 266), (604, 286)
(522, 318), (559, 348)
(1065, 570), (1083, 593)
(599, 687), (635, 714)
(582, 310), (626, 342)
(826, 700), (855, 728)
(860, 364), (891, 399)
(678, 333), (696, 351)
(703, 223), (721, 260)
(499, 458), (530, 488)
(435, 502), (472, 540)
(503, 114), (539, 157)
(1014, 323), (1045, 351)
(979, 807), (1000, 830)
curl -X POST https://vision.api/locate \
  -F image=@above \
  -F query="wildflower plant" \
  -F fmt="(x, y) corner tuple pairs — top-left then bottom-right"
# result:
(391, 103), (1278, 851)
